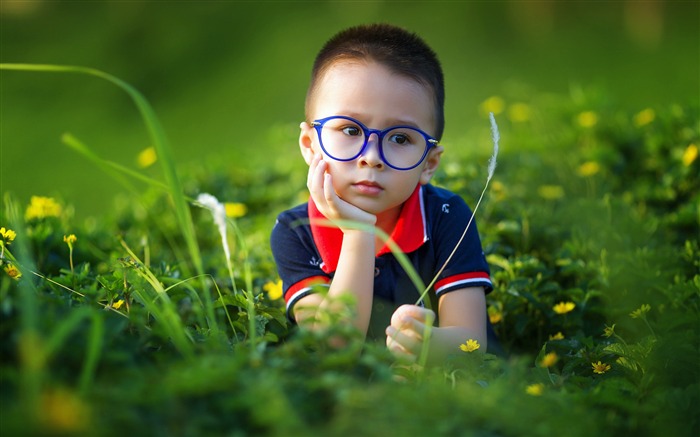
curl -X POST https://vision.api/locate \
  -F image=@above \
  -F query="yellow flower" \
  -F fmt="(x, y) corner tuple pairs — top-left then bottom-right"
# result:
(488, 307), (503, 324)
(0, 227), (17, 243)
(540, 352), (559, 368)
(63, 234), (77, 246)
(525, 383), (544, 396)
(682, 143), (697, 167)
(537, 185), (565, 200)
(225, 202), (248, 218)
(633, 108), (655, 127)
(549, 332), (565, 341)
(137, 146), (157, 168)
(112, 299), (125, 310)
(40, 387), (90, 433)
(602, 324), (616, 338)
(459, 339), (480, 353)
(490, 180), (507, 201)
(553, 301), (576, 315)
(25, 196), (62, 220)
(577, 111), (598, 128)
(263, 279), (283, 300)
(577, 161), (600, 177)
(4, 263), (22, 280)
(480, 96), (505, 116)
(592, 361), (611, 374)
(508, 103), (532, 122)
(629, 304), (651, 319)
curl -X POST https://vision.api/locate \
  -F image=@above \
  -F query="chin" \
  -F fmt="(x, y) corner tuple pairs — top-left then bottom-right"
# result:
(350, 197), (399, 217)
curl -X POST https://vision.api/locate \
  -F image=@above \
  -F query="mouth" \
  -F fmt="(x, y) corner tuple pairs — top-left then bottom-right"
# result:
(352, 180), (384, 195)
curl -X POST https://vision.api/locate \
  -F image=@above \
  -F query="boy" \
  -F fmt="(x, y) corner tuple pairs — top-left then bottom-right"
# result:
(270, 24), (493, 363)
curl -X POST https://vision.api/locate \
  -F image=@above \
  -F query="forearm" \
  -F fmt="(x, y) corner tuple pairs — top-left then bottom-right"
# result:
(319, 229), (375, 336)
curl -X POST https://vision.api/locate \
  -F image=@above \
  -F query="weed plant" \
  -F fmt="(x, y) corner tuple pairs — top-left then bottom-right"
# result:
(1, 65), (698, 436)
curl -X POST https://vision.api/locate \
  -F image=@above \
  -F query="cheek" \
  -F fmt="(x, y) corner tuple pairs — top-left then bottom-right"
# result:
(397, 170), (425, 189)
(324, 161), (349, 187)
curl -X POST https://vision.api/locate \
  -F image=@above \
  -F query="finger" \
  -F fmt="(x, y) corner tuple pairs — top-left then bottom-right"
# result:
(309, 159), (328, 205)
(386, 325), (422, 356)
(390, 305), (410, 326)
(391, 305), (430, 327)
(396, 317), (431, 346)
(307, 153), (324, 189)
(392, 305), (435, 326)
(388, 346), (416, 363)
(323, 172), (338, 205)
(386, 327), (416, 362)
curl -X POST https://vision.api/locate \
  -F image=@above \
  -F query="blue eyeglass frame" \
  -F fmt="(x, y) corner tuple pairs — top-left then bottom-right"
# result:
(310, 115), (439, 171)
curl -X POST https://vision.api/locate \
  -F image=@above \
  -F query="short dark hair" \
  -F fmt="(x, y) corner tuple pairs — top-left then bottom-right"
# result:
(306, 23), (445, 140)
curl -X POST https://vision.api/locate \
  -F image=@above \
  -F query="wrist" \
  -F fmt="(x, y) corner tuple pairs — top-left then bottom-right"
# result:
(342, 228), (375, 239)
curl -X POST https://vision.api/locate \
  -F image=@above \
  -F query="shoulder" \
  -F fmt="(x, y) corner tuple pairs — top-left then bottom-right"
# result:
(271, 203), (311, 247)
(421, 184), (472, 216)
(273, 203), (309, 228)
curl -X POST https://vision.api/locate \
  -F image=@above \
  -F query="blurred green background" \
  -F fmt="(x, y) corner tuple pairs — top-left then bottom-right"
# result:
(2, 0), (698, 219)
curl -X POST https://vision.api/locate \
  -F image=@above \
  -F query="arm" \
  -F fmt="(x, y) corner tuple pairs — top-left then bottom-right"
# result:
(385, 287), (487, 365)
(294, 155), (376, 336)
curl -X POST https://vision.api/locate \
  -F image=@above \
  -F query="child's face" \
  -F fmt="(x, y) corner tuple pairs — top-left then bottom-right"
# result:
(300, 60), (443, 217)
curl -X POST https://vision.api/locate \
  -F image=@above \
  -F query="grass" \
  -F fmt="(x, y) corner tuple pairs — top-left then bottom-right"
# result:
(1, 64), (699, 436)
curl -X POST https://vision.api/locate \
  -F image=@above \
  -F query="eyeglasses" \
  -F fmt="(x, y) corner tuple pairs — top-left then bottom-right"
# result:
(311, 115), (439, 170)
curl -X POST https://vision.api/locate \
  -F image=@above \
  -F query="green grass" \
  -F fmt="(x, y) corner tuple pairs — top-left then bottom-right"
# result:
(1, 60), (698, 436)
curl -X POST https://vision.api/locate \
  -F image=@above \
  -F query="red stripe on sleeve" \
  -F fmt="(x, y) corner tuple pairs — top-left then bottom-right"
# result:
(434, 272), (491, 293)
(284, 275), (331, 303)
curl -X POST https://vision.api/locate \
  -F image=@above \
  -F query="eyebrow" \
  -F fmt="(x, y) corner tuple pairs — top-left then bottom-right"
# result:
(340, 112), (423, 129)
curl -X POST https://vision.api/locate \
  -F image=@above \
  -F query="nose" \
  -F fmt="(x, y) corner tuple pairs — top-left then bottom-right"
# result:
(358, 132), (384, 168)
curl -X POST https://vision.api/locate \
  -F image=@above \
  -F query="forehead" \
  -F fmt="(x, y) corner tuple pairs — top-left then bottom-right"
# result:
(310, 60), (437, 131)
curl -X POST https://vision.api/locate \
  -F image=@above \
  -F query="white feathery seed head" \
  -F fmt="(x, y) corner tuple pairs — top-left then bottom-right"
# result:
(488, 112), (500, 181)
(196, 193), (231, 262)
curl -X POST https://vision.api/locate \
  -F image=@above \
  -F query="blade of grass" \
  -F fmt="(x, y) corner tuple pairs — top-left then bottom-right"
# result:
(0, 63), (217, 333)
(62, 132), (169, 192)
(79, 310), (104, 395)
(416, 112), (500, 307)
(4, 193), (43, 410)
(415, 113), (500, 368)
(62, 133), (194, 269)
(119, 239), (195, 358)
(227, 216), (259, 354)
(299, 217), (427, 305)
(296, 217), (429, 367)
(195, 193), (257, 352)
(37, 306), (103, 394)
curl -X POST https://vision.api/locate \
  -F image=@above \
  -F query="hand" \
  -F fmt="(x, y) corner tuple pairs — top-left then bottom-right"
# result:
(307, 153), (376, 229)
(385, 304), (436, 362)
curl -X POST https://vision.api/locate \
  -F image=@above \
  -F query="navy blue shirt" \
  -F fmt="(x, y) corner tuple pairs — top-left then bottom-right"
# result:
(270, 183), (492, 339)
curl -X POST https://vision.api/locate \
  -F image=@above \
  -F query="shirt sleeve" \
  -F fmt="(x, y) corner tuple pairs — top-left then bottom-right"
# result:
(270, 209), (331, 322)
(428, 191), (492, 298)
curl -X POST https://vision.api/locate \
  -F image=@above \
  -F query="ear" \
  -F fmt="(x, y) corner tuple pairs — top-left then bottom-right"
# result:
(299, 121), (316, 166)
(419, 145), (444, 185)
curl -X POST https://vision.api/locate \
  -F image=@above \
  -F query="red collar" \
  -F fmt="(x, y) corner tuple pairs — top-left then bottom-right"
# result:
(308, 185), (427, 274)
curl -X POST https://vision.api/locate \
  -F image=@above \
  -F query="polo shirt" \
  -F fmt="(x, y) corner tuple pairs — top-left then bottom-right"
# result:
(270, 183), (493, 339)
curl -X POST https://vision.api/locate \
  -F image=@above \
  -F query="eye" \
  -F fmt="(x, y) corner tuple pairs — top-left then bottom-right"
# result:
(388, 133), (411, 145)
(342, 126), (362, 136)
